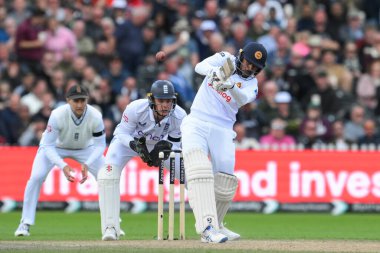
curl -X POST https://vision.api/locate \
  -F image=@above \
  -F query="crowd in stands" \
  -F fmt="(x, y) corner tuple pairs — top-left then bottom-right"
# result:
(0, 0), (380, 150)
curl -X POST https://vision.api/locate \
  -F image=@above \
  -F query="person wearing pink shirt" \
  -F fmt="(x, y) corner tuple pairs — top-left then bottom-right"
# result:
(260, 118), (296, 148)
(44, 17), (77, 63)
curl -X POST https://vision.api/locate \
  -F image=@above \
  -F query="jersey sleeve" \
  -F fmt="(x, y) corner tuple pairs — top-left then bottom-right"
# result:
(229, 81), (258, 107)
(40, 112), (67, 169)
(115, 104), (138, 148)
(194, 52), (230, 76)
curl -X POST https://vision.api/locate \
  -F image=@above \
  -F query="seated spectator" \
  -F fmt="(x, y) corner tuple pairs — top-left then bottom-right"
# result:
(273, 91), (303, 137)
(344, 104), (365, 143)
(233, 123), (259, 150)
(44, 17), (77, 63)
(300, 103), (332, 142)
(120, 76), (143, 102)
(298, 119), (325, 149)
(260, 118), (296, 148)
(358, 119), (380, 146)
(329, 120), (351, 151)
(257, 80), (278, 125)
(72, 19), (95, 56)
(357, 60), (380, 113)
(20, 79), (48, 116)
(236, 102), (268, 139)
(18, 117), (46, 146)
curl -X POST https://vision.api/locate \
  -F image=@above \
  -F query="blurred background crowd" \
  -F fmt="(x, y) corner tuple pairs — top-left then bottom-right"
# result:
(0, 0), (379, 150)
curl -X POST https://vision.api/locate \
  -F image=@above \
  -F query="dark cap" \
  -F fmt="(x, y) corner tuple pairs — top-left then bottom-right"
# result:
(31, 8), (46, 17)
(66, 85), (89, 99)
(316, 67), (328, 77)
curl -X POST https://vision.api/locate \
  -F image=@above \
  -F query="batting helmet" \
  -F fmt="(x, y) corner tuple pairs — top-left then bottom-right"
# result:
(147, 80), (177, 110)
(236, 42), (267, 79)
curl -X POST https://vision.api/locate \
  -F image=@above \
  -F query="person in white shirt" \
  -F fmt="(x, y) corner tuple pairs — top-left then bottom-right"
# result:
(98, 80), (187, 241)
(181, 42), (267, 243)
(15, 84), (106, 237)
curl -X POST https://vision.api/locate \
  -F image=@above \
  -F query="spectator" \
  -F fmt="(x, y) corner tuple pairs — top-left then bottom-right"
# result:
(298, 119), (325, 149)
(329, 119), (350, 150)
(257, 80), (278, 123)
(260, 118), (296, 148)
(161, 19), (199, 84)
(236, 102), (268, 139)
(105, 94), (130, 124)
(247, 0), (286, 29)
(120, 76), (143, 102)
(356, 60), (380, 113)
(274, 91), (303, 137)
(20, 78), (47, 116)
(115, 6), (149, 75)
(0, 93), (24, 144)
(102, 54), (129, 95)
(18, 117), (46, 146)
(228, 21), (253, 55)
(196, 20), (218, 60)
(9, 0), (30, 25)
(72, 19), (95, 56)
(301, 67), (341, 120)
(358, 119), (380, 146)
(234, 123), (260, 150)
(344, 104), (365, 143)
(300, 104), (333, 142)
(163, 54), (195, 111)
(15, 8), (46, 75)
(44, 17), (77, 63)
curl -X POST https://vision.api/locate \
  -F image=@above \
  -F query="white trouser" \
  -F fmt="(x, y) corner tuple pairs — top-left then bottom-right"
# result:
(99, 137), (182, 235)
(181, 115), (236, 233)
(21, 146), (104, 225)
(181, 116), (236, 174)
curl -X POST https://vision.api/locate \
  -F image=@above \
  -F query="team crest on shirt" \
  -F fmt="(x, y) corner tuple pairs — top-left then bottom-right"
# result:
(236, 82), (242, 88)
(46, 125), (52, 133)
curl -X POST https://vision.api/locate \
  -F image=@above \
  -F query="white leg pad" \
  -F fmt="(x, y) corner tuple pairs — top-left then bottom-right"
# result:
(214, 172), (238, 226)
(184, 149), (219, 234)
(98, 164), (121, 238)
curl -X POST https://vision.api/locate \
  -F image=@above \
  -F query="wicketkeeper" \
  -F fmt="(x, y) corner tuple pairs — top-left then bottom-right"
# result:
(98, 80), (187, 241)
(181, 42), (267, 243)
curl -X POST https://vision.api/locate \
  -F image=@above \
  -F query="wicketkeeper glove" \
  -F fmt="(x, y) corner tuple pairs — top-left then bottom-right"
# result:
(129, 136), (154, 167)
(149, 140), (173, 167)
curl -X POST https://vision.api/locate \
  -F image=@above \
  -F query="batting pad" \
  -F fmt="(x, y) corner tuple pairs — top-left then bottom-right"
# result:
(98, 164), (121, 237)
(214, 172), (238, 226)
(184, 149), (218, 233)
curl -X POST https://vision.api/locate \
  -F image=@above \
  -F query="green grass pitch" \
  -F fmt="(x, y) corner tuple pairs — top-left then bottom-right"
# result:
(1, 211), (380, 252)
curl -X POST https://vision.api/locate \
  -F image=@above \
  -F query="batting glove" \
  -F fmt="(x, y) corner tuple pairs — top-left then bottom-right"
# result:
(215, 79), (235, 92)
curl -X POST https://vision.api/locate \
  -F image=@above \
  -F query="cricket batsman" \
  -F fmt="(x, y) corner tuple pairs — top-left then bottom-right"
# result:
(181, 42), (267, 243)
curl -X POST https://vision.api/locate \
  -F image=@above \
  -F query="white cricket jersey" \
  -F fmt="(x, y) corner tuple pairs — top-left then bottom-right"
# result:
(41, 104), (104, 149)
(192, 51), (258, 129)
(113, 99), (187, 147)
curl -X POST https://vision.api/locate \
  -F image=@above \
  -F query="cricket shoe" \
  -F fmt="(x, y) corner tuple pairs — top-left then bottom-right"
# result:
(219, 225), (240, 241)
(201, 225), (228, 243)
(15, 223), (30, 237)
(102, 227), (118, 241)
